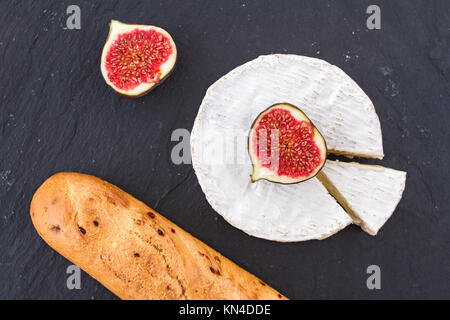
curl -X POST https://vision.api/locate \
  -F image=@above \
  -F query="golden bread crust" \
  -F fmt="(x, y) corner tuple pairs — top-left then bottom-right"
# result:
(30, 172), (286, 300)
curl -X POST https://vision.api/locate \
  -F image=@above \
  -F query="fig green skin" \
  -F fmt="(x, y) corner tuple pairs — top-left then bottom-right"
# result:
(100, 21), (177, 98)
(248, 102), (328, 185)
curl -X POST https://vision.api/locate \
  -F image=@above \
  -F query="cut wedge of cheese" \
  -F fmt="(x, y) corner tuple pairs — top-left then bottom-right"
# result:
(317, 160), (407, 235)
(190, 54), (368, 242)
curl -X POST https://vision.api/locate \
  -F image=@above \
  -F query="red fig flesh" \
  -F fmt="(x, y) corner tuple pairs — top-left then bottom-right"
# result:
(100, 20), (177, 97)
(249, 103), (327, 184)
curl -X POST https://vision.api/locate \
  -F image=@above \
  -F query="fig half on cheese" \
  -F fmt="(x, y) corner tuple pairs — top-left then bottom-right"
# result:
(249, 103), (327, 184)
(100, 20), (177, 97)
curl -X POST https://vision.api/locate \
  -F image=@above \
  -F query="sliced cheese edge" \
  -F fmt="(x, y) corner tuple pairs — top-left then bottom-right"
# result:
(317, 160), (407, 235)
(190, 54), (388, 241)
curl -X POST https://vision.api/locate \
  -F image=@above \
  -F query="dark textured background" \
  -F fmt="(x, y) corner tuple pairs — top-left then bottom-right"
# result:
(0, 0), (449, 300)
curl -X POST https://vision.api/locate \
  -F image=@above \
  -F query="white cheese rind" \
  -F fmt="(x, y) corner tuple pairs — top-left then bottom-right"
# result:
(320, 160), (407, 235)
(194, 54), (383, 159)
(190, 55), (360, 242)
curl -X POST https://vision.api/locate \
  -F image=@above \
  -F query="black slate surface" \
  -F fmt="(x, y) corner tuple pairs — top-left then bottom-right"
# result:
(0, 0), (449, 300)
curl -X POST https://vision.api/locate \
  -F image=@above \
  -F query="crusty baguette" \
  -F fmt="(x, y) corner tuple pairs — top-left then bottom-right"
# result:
(30, 172), (287, 300)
